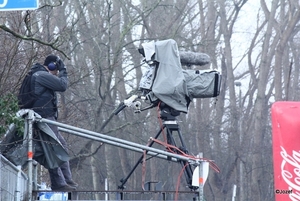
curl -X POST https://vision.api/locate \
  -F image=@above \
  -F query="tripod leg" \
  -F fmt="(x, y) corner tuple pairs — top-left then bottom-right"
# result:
(118, 126), (165, 189)
(166, 126), (195, 189)
(178, 129), (195, 189)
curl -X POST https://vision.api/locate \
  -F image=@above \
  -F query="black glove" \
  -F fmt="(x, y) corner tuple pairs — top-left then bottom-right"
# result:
(57, 59), (66, 71)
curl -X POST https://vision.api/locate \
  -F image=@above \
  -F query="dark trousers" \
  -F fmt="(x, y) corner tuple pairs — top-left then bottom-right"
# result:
(46, 117), (73, 188)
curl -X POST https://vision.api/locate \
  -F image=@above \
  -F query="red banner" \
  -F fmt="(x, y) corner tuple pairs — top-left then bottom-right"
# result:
(272, 102), (300, 200)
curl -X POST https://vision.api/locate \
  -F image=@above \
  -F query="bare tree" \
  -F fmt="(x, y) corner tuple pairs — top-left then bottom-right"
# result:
(2, 0), (300, 200)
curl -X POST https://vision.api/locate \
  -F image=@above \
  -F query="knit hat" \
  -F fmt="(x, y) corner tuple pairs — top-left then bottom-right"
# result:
(44, 55), (58, 66)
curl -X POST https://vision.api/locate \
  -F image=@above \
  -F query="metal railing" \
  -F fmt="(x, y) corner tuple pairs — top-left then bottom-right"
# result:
(32, 190), (199, 200)
(0, 154), (28, 201)
(3, 109), (209, 201)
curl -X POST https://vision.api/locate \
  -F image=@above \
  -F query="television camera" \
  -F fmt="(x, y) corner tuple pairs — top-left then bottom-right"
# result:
(113, 39), (221, 190)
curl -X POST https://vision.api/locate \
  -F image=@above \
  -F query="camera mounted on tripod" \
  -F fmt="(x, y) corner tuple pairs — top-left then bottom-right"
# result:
(114, 39), (222, 191)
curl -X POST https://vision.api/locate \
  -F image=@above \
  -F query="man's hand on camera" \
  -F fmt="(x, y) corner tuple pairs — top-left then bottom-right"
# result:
(57, 59), (66, 71)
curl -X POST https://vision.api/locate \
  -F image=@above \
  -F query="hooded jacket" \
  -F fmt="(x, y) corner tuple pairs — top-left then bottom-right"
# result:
(31, 63), (68, 118)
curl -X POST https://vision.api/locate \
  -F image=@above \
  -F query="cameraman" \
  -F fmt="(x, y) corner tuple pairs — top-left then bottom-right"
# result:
(31, 54), (78, 191)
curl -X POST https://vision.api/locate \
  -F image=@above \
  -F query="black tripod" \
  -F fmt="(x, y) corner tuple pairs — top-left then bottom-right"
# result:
(118, 103), (195, 190)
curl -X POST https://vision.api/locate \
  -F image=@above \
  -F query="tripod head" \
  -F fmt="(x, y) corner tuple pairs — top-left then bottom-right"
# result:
(158, 102), (180, 121)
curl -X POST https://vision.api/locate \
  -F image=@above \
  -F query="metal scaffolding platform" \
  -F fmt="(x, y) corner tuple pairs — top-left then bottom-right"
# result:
(2, 109), (213, 201)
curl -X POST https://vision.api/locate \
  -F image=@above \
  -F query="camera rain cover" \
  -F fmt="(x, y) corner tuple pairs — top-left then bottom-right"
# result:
(139, 39), (221, 113)
(139, 39), (188, 113)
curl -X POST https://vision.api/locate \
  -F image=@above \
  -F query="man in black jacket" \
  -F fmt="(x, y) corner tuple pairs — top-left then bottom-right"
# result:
(31, 55), (78, 191)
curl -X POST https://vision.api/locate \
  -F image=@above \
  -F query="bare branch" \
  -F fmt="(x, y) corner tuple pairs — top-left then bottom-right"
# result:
(0, 24), (70, 59)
